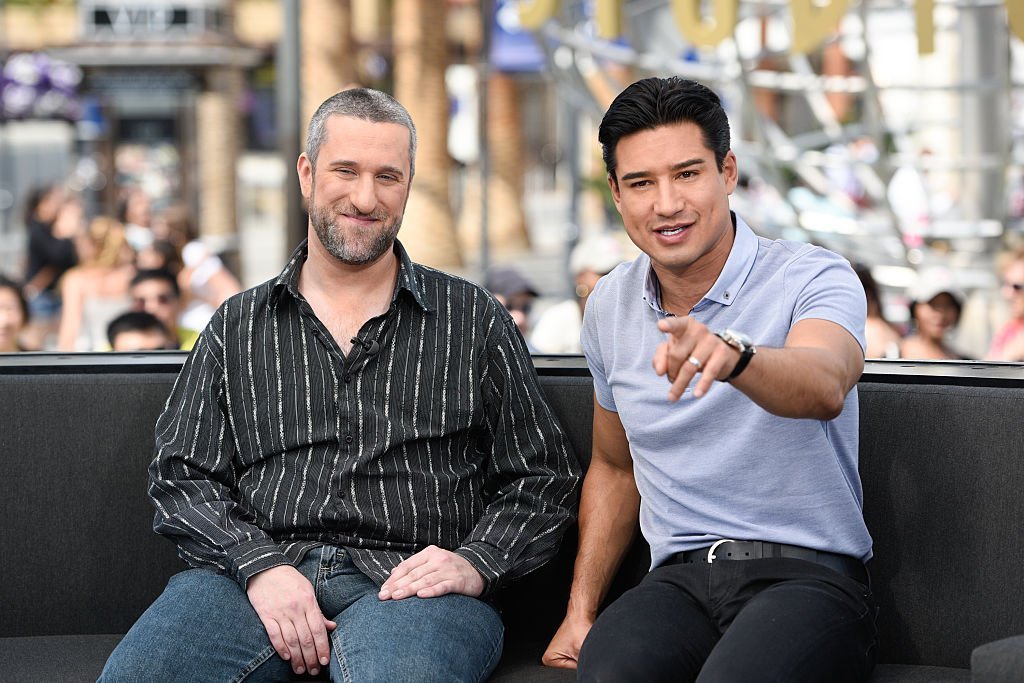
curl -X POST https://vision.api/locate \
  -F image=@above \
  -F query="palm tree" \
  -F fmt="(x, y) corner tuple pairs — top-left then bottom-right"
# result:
(392, 0), (463, 267)
(301, 0), (358, 124)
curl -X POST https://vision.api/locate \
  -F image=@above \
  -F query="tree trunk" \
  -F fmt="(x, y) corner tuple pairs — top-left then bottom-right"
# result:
(392, 0), (462, 267)
(301, 0), (357, 127)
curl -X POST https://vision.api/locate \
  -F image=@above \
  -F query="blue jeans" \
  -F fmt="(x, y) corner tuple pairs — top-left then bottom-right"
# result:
(578, 557), (877, 682)
(99, 545), (504, 682)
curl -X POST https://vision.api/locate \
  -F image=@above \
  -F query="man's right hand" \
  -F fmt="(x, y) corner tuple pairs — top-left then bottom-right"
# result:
(541, 614), (594, 669)
(246, 565), (336, 676)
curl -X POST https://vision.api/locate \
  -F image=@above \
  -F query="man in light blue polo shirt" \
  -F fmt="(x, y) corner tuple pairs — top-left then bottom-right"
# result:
(543, 77), (877, 681)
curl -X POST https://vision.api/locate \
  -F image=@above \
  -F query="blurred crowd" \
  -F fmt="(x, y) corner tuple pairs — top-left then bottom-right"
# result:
(484, 235), (1024, 364)
(3, 181), (1024, 363)
(2, 183), (241, 353)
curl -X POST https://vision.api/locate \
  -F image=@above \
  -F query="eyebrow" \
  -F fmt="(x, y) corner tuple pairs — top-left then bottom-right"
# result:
(619, 158), (706, 183)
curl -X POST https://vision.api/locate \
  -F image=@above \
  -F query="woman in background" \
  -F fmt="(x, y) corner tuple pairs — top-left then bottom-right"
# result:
(22, 185), (77, 348)
(853, 263), (903, 358)
(56, 215), (136, 351)
(900, 283), (966, 360)
(987, 248), (1024, 362)
(0, 276), (30, 352)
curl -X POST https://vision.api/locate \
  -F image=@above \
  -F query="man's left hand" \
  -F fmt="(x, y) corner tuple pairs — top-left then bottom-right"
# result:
(378, 545), (485, 600)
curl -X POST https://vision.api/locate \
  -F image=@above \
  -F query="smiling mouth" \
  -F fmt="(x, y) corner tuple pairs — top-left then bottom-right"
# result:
(655, 225), (689, 236)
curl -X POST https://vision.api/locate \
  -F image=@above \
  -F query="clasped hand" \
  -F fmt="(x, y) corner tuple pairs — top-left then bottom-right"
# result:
(653, 317), (735, 401)
(378, 544), (485, 600)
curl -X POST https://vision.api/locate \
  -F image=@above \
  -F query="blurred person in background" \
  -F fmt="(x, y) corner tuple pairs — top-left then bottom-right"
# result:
(987, 247), (1024, 362)
(56, 215), (136, 351)
(178, 238), (242, 331)
(485, 265), (539, 343)
(21, 184), (77, 348)
(853, 263), (902, 358)
(135, 239), (184, 276)
(129, 269), (198, 350)
(531, 234), (628, 354)
(118, 187), (155, 253)
(107, 310), (177, 352)
(0, 276), (30, 352)
(900, 282), (965, 360)
(153, 203), (241, 332)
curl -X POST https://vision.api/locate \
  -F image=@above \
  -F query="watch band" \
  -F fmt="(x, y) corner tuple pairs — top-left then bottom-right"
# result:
(726, 345), (754, 381)
(715, 330), (756, 382)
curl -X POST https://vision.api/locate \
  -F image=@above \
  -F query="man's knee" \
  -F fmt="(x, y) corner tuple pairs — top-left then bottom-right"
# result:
(333, 594), (504, 682)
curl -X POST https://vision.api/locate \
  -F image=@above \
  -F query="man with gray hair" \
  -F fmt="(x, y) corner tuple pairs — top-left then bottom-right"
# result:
(100, 88), (580, 682)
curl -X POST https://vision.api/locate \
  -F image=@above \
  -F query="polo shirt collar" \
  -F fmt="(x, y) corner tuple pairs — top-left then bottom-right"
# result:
(271, 239), (432, 312)
(642, 212), (758, 313)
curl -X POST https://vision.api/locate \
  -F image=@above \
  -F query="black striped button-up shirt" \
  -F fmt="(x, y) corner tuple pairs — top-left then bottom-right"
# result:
(149, 240), (580, 592)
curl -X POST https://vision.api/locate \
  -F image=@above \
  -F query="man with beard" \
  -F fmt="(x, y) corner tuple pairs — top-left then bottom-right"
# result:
(100, 88), (580, 682)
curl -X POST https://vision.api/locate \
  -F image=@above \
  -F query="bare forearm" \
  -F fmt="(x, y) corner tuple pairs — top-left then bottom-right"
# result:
(565, 460), (640, 619)
(731, 345), (861, 420)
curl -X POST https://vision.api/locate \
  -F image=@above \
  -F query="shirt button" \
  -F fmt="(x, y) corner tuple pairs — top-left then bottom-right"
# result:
(345, 435), (354, 444)
(344, 374), (352, 383)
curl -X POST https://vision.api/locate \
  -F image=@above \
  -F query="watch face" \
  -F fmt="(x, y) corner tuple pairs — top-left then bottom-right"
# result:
(724, 329), (753, 348)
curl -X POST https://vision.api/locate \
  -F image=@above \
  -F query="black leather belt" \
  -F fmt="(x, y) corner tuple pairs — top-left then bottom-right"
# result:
(666, 540), (868, 584)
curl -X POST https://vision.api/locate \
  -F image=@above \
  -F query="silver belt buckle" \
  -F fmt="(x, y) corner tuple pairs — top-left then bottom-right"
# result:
(706, 539), (737, 564)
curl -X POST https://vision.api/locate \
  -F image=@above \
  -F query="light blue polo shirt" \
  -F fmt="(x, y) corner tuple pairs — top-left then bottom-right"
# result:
(582, 214), (873, 568)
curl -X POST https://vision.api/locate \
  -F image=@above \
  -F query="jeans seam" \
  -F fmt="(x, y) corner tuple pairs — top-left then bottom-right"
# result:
(332, 629), (354, 683)
(475, 625), (504, 683)
(233, 644), (278, 683)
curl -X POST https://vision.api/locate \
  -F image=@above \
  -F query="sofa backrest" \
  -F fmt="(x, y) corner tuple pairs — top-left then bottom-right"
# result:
(0, 360), (183, 637)
(1, 354), (1022, 670)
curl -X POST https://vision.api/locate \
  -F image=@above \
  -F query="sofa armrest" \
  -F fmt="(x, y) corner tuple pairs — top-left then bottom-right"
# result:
(972, 635), (1024, 682)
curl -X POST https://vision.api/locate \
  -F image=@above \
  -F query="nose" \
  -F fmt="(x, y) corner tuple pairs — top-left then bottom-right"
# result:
(653, 182), (684, 217)
(350, 173), (378, 214)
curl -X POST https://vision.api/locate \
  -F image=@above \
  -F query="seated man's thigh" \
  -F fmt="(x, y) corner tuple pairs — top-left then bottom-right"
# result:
(331, 593), (504, 683)
(578, 570), (717, 683)
(100, 568), (290, 683)
(698, 570), (876, 683)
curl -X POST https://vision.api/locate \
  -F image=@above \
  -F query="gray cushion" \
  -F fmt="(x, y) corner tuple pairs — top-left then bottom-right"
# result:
(0, 635), (970, 682)
(971, 635), (1024, 682)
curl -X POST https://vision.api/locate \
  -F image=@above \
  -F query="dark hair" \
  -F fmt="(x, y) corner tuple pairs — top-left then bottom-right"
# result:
(598, 77), (731, 182)
(853, 263), (883, 318)
(0, 275), (29, 323)
(23, 184), (60, 225)
(131, 268), (180, 298)
(106, 311), (172, 348)
(910, 293), (962, 325)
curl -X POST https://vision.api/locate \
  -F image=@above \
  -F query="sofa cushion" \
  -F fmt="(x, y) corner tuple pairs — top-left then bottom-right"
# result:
(0, 634), (970, 682)
(0, 634), (123, 683)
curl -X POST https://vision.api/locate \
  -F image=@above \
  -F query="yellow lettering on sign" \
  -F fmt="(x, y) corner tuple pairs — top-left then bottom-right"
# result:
(517, 0), (560, 30)
(790, 0), (849, 54)
(1008, 0), (1024, 43)
(670, 0), (738, 48)
(595, 0), (624, 39)
(916, 0), (935, 54)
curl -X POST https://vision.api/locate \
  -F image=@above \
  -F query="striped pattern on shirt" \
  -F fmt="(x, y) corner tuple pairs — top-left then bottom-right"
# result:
(149, 240), (581, 592)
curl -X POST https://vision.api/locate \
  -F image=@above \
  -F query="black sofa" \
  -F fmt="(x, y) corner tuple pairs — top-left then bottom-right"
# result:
(2, 353), (1023, 682)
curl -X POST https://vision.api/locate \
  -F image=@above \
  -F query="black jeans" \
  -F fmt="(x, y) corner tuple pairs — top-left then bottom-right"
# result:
(577, 557), (877, 683)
